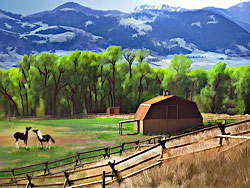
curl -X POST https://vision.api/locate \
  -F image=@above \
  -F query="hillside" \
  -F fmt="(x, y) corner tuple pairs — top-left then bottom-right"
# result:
(0, 2), (249, 69)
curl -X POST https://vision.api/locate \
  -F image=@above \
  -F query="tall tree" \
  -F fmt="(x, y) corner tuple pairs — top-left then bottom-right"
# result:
(123, 48), (135, 78)
(34, 53), (58, 115)
(0, 69), (20, 116)
(136, 49), (149, 63)
(201, 62), (230, 113)
(51, 56), (70, 115)
(169, 54), (192, 74)
(105, 46), (122, 106)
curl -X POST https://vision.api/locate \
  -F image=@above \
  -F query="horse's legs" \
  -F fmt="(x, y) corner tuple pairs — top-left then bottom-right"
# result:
(45, 142), (48, 149)
(24, 139), (27, 149)
(48, 140), (51, 149)
(15, 139), (19, 149)
(37, 141), (40, 149)
(41, 142), (43, 148)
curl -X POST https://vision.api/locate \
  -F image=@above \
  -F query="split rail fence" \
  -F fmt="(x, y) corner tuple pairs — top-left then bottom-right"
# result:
(0, 119), (250, 187)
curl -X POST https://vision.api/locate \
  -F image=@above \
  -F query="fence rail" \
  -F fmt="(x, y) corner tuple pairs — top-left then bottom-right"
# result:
(0, 119), (249, 187)
(0, 136), (163, 179)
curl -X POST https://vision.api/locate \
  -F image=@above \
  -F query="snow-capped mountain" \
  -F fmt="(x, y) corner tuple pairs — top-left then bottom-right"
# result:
(0, 2), (249, 69)
(133, 4), (189, 13)
(28, 2), (125, 18)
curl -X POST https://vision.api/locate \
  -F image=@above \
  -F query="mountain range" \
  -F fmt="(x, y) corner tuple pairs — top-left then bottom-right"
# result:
(0, 1), (250, 69)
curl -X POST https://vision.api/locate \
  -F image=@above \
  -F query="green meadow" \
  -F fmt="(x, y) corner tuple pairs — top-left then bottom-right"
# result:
(0, 118), (153, 172)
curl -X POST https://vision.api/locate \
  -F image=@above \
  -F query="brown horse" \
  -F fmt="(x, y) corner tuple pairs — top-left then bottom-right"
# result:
(13, 127), (32, 148)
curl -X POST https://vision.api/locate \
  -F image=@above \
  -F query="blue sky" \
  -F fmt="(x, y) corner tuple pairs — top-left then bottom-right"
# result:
(0, 0), (248, 15)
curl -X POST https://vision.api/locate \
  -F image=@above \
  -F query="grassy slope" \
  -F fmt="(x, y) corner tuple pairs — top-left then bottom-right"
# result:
(119, 147), (250, 188)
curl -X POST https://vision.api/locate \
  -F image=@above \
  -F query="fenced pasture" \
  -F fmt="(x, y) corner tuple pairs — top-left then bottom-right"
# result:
(0, 118), (156, 172)
(0, 116), (249, 187)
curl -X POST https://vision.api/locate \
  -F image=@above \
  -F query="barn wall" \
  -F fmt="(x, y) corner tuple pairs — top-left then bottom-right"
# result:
(133, 121), (141, 133)
(140, 120), (144, 134)
(143, 118), (202, 134)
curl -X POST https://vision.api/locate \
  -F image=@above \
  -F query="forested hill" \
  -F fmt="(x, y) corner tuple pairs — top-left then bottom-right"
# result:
(0, 2), (250, 68)
(0, 47), (249, 118)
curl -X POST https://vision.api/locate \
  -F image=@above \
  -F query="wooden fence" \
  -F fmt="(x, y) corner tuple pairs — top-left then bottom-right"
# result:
(0, 119), (249, 187)
(0, 136), (163, 185)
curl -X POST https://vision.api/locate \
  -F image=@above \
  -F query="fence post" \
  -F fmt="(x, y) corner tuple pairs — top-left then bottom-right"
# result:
(103, 148), (110, 159)
(44, 161), (50, 174)
(135, 140), (139, 149)
(75, 153), (81, 166)
(148, 138), (151, 144)
(11, 169), (16, 183)
(102, 171), (106, 188)
(120, 142), (125, 156)
(158, 140), (167, 159)
(25, 174), (34, 188)
(218, 122), (230, 146)
(108, 160), (122, 184)
(63, 171), (73, 187)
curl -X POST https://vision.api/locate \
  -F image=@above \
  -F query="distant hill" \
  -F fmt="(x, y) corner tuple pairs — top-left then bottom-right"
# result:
(0, 2), (249, 69)
(204, 1), (250, 33)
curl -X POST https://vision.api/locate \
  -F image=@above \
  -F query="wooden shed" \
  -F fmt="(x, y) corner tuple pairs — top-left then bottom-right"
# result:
(106, 107), (120, 115)
(134, 95), (203, 134)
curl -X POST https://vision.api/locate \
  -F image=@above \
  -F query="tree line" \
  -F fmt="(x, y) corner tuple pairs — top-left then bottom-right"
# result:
(0, 46), (249, 118)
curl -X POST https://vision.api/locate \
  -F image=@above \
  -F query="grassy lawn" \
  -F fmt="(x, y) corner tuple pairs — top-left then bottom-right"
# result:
(0, 118), (154, 173)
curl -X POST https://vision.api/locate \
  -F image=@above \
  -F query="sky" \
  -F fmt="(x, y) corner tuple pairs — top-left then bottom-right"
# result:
(0, 0), (249, 15)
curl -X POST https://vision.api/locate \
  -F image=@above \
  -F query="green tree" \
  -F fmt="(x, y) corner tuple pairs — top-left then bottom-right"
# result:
(0, 69), (20, 116)
(189, 69), (208, 101)
(169, 54), (192, 74)
(105, 46), (122, 106)
(34, 53), (59, 115)
(123, 48), (136, 78)
(136, 49), (149, 63)
(233, 66), (250, 114)
(200, 62), (230, 113)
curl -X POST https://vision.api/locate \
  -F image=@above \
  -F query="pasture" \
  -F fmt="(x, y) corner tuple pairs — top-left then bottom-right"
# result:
(0, 118), (153, 172)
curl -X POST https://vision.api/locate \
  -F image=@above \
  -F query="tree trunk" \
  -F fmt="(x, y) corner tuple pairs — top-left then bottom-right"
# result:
(211, 94), (217, 113)
(25, 92), (29, 116)
(84, 92), (89, 113)
(138, 76), (144, 103)
(100, 66), (104, 112)
(19, 82), (25, 116)
(1, 89), (20, 116)
(191, 81), (195, 101)
(67, 96), (71, 115)
(112, 63), (115, 106)
(20, 94), (25, 116)
(108, 79), (113, 108)
(94, 82), (98, 112)
(129, 63), (132, 78)
(88, 84), (92, 113)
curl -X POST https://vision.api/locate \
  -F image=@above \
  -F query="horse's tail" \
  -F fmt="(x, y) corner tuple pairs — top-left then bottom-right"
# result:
(50, 136), (55, 144)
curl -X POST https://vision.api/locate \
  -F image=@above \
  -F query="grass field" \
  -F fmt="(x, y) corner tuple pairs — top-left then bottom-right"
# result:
(0, 118), (154, 172)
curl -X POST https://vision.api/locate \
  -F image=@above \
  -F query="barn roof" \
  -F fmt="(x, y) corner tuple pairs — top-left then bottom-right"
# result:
(134, 95), (200, 120)
(134, 95), (174, 120)
(142, 95), (174, 105)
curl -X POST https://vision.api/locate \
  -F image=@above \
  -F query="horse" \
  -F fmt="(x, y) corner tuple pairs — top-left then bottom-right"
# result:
(13, 127), (32, 149)
(33, 130), (55, 149)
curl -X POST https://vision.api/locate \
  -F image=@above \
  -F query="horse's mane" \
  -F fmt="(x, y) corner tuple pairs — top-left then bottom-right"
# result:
(37, 130), (43, 139)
